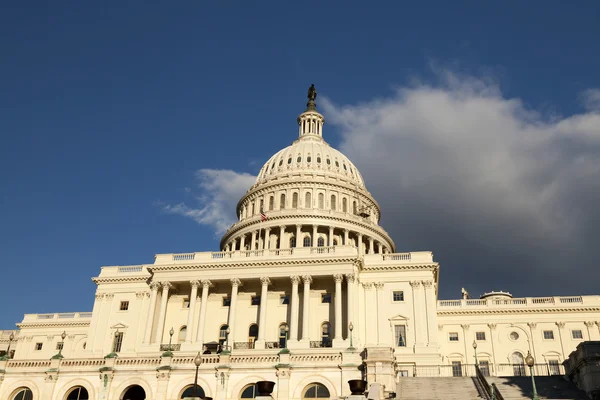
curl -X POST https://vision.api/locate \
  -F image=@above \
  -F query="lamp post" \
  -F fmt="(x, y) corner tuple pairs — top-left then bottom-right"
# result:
(473, 340), (478, 366)
(348, 322), (355, 350)
(222, 327), (231, 355)
(52, 331), (67, 359)
(193, 352), (202, 398)
(525, 351), (539, 400)
(168, 327), (174, 352)
(1, 332), (15, 360)
(284, 325), (289, 349)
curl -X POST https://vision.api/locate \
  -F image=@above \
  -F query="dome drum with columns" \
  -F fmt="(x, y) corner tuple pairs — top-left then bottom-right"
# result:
(220, 86), (394, 255)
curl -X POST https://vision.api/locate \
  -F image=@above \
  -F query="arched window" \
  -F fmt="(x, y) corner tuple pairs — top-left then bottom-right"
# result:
(288, 157), (292, 164)
(289, 236), (296, 248)
(353, 201), (357, 215)
(303, 383), (330, 399)
(333, 239), (338, 246)
(181, 385), (205, 399)
(12, 388), (33, 400)
(326, 158), (331, 165)
(511, 352), (525, 376)
(342, 198), (347, 213)
(279, 323), (288, 348)
(303, 236), (311, 247)
(321, 322), (331, 347)
(292, 192), (298, 208)
(330, 195), (336, 211)
(280, 193), (286, 209)
(279, 159), (283, 167)
(219, 324), (229, 346)
(335, 160), (340, 167)
(240, 384), (258, 399)
(305, 192), (312, 208)
(249, 324), (258, 347)
(317, 155), (321, 163)
(297, 155), (302, 163)
(307, 155), (312, 163)
(178, 326), (187, 343)
(318, 193), (324, 209)
(121, 385), (146, 400)
(251, 203), (255, 216)
(66, 387), (89, 400)
(317, 237), (325, 247)
(269, 196), (274, 211)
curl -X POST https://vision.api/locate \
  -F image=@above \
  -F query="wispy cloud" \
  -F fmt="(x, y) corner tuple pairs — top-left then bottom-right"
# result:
(580, 88), (600, 111)
(163, 169), (256, 235)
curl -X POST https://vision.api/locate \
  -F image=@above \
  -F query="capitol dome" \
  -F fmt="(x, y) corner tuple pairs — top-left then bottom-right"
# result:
(220, 85), (394, 254)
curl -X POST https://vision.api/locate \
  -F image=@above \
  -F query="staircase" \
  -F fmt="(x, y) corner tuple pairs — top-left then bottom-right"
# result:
(396, 377), (483, 399)
(488, 376), (587, 399)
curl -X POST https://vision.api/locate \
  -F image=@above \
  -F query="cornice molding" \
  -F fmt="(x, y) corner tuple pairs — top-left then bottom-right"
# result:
(16, 321), (91, 329)
(437, 307), (600, 316)
(92, 277), (150, 284)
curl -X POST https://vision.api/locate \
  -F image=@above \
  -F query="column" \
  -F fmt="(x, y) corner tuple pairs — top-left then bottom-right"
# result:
(422, 280), (437, 346)
(368, 237), (374, 254)
(358, 233), (363, 254)
(185, 281), (200, 343)
(264, 227), (271, 250)
(375, 282), (384, 344)
(410, 281), (423, 347)
(251, 231), (257, 250)
(312, 225), (318, 247)
(279, 225), (286, 249)
(154, 282), (172, 344)
(363, 283), (376, 345)
(301, 275), (312, 342)
(377, 242), (382, 254)
(334, 274), (344, 342)
(556, 321), (566, 360)
(227, 278), (241, 349)
(143, 282), (160, 344)
(289, 276), (301, 341)
(528, 322), (538, 362)
(240, 235), (246, 250)
(257, 277), (271, 345)
(461, 324), (470, 365)
(196, 280), (211, 345)
(585, 321), (598, 340)
(296, 225), (302, 247)
(328, 226), (334, 246)
(344, 229), (349, 245)
(345, 274), (355, 340)
(488, 323), (498, 370)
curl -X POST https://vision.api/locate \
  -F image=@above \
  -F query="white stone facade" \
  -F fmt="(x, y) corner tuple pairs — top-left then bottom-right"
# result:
(1, 88), (599, 400)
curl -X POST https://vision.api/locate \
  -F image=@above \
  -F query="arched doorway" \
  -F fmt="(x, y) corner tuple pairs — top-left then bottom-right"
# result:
(178, 326), (187, 343)
(180, 384), (205, 399)
(240, 384), (257, 399)
(248, 324), (258, 348)
(66, 386), (89, 400)
(12, 388), (33, 400)
(121, 385), (146, 400)
(511, 352), (525, 376)
(279, 323), (288, 348)
(303, 383), (330, 399)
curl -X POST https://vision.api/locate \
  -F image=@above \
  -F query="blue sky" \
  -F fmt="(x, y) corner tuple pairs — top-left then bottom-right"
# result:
(1, 1), (600, 327)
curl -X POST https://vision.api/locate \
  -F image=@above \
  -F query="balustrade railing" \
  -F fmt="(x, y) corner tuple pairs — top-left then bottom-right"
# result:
(438, 295), (589, 309)
(264, 341), (280, 349)
(233, 341), (255, 350)
(311, 246), (335, 254)
(309, 340), (332, 348)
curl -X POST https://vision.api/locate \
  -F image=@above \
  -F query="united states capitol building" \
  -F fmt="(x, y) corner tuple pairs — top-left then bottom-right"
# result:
(1, 87), (599, 400)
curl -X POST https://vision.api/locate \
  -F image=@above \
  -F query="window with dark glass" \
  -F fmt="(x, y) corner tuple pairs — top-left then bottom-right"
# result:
(321, 293), (331, 303)
(251, 296), (261, 306)
(119, 301), (129, 311)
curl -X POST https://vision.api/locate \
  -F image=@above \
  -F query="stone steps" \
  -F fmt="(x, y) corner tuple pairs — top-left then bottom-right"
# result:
(396, 377), (483, 399)
(488, 376), (587, 399)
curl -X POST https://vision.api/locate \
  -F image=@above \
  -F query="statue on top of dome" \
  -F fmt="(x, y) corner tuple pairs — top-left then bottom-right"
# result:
(306, 84), (317, 111)
(307, 84), (317, 101)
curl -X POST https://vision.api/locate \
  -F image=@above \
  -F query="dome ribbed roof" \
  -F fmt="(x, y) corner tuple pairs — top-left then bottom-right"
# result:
(255, 137), (365, 187)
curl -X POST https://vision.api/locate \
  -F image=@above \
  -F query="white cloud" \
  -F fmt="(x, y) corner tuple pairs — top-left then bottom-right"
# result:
(163, 169), (256, 235)
(580, 88), (600, 111)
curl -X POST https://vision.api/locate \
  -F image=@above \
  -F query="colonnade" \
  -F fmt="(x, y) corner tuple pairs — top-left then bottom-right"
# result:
(223, 225), (389, 255)
(144, 274), (356, 348)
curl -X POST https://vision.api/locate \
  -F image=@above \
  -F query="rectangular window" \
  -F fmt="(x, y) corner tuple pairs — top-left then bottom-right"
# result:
(251, 296), (261, 306)
(571, 329), (583, 339)
(394, 325), (407, 347)
(479, 361), (490, 376)
(119, 301), (129, 311)
(280, 295), (289, 305)
(543, 330), (555, 340)
(35, 342), (43, 351)
(392, 291), (404, 302)
(449, 332), (459, 341)
(113, 332), (123, 353)
(222, 297), (231, 307)
(452, 361), (462, 377)
(548, 360), (561, 375)
(56, 342), (63, 351)
(183, 298), (190, 308)
(321, 293), (331, 303)
(476, 331), (486, 341)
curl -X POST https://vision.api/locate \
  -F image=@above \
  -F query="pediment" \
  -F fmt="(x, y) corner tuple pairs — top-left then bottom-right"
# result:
(110, 322), (128, 329)
(388, 314), (410, 322)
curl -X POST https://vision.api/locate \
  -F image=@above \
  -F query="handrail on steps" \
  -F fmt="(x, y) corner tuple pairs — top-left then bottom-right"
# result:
(475, 365), (504, 400)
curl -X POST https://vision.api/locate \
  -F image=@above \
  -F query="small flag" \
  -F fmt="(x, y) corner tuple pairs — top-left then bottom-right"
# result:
(260, 208), (268, 221)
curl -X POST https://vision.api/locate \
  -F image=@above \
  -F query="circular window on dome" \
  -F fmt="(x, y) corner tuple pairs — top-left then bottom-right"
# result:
(317, 156), (321, 163)
(307, 156), (312, 163)
(509, 331), (519, 341)
(326, 158), (331, 165)
(297, 156), (301, 163)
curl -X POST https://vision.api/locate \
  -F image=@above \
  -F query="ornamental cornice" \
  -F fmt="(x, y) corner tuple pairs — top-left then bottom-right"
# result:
(437, 307), (600, 316)
(362, 264), (439, 272)
(16, 321), (91, 329)
(92, 277), (150, 284)
(149, 256), (360, 271)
